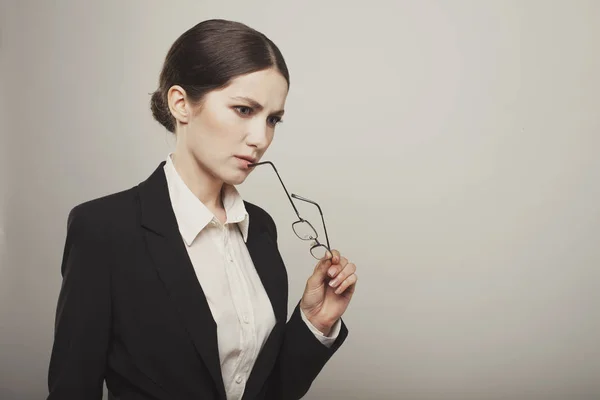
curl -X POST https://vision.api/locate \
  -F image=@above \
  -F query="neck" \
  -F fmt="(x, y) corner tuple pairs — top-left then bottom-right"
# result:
(170, 150), (224, 213)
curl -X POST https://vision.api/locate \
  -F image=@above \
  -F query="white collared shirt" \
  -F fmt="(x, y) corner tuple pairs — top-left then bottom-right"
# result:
(163, 154), (340, 400)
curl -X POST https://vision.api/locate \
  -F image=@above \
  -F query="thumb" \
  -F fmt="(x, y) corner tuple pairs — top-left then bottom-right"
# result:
(308, 251), (334, 286)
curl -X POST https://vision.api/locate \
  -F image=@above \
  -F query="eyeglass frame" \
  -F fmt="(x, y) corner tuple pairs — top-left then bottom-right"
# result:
(248, 161), (331, 260)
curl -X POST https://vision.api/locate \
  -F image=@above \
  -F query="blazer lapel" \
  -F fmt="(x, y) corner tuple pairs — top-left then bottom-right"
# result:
(244, 211), (287, 325)
(138, 162), (227, 399)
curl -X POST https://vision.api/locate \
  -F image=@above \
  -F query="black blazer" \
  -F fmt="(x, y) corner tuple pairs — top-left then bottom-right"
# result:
(47, 162), (348, 400)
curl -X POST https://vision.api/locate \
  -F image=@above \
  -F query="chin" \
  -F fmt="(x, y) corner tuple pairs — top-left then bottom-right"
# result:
(224, 177), (246, 186)
(222, 171), (250, 186)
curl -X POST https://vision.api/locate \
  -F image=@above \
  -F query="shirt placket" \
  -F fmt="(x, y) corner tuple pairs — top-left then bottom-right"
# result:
(223, 223), (255, 398)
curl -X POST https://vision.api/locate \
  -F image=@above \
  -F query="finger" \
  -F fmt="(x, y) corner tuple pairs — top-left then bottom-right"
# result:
(334, 273), (358, 295)
(340, 256), (348, 267)
(328, 262), (356, 287)
(327, 257), (348, 279)
(330, 249), (341, 264)
(326, 251), (347, 278)
(310, 256), (333, 285)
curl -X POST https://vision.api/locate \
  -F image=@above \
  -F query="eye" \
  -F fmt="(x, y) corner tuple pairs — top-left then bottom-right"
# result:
(234, 106), (253, 116)
(234, 106), (283, 127)
(268, 116), (283, 127)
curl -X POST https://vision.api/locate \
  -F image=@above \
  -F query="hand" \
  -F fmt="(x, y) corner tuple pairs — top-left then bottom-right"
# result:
(300, 249), (357, 336)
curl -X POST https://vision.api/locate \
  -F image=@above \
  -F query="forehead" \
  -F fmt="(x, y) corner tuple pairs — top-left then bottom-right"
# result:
(214, 68), (288, 110)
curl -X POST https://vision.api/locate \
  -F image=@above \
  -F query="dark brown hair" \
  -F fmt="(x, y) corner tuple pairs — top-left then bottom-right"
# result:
(150, 19), (290, 133)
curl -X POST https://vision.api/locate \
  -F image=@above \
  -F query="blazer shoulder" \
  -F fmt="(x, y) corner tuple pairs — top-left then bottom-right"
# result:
(67, 186), (139, 230)
(59, 187), (140, 277)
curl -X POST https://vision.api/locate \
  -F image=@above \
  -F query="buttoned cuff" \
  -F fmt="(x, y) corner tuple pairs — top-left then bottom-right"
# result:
(299, 308), (342, 348)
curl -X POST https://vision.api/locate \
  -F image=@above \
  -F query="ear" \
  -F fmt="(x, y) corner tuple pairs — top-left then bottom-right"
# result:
(167, 85), (191, 126)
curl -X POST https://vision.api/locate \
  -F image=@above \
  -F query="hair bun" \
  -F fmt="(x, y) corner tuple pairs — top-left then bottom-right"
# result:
(150, 90), (175, 132)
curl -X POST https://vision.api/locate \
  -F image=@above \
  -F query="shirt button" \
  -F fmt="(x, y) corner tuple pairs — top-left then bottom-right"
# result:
(236, 375), (243, 384)
(243, 314), (249, 324)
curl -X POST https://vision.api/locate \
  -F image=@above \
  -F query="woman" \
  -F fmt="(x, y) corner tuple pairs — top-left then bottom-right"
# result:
(47, 19), (358, 400)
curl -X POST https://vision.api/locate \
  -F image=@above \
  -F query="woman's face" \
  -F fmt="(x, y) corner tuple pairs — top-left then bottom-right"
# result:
(171, 67), (288, 186)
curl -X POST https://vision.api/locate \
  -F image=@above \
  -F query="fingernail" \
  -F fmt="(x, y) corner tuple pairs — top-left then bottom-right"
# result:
(329, 279), (337, 287)
(328, 267), (336, 277)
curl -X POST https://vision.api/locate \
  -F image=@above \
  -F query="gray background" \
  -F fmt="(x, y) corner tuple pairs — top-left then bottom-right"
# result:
(1, 0), (599, 399)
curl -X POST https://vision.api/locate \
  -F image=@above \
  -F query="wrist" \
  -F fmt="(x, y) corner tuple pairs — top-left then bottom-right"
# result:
(311, 320), (332, 336)
(300, 303), (335, 336)
(318, 324), (333, 337)
(306, 314), (334, 336)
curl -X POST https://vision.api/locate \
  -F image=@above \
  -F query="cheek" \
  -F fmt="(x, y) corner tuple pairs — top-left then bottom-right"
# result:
(197, 108), (225, 134)
(190, 108), (242, 151)
(206, 107), (244, 134)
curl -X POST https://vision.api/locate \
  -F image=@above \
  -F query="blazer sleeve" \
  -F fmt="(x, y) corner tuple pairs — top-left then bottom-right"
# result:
(47, 206), (112, 400)
(265, 302), (349, 399)
(262, 210), (349, 399)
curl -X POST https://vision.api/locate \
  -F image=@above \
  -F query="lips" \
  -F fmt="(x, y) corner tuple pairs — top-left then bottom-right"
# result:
(235, 155), (257, 163)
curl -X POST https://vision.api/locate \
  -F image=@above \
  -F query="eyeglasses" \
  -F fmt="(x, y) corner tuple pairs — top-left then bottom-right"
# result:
(248, 161), (332, 260)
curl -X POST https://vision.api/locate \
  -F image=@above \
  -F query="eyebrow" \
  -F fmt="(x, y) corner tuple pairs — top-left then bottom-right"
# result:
(230, 96), (285, 116)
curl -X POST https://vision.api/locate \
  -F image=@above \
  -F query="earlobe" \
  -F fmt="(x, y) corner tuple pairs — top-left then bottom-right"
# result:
(167, 85), (190, 125)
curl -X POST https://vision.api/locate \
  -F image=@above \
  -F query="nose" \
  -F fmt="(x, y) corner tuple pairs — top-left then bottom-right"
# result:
(245, 121), (271, 150)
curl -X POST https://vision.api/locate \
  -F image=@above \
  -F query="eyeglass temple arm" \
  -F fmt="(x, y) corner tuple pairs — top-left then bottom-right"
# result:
(290, 193), (331, 250)
(248, 161), (302, 219)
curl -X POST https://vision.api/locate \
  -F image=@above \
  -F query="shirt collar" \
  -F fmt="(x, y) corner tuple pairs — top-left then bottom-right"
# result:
(163, 153), (250, 246)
